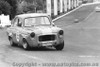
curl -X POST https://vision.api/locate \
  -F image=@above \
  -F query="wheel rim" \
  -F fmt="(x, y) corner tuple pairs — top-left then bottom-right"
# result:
(23, 42), (27, 49)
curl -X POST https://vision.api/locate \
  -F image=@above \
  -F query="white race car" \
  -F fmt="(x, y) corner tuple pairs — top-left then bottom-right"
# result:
(7, 13), (64, 50)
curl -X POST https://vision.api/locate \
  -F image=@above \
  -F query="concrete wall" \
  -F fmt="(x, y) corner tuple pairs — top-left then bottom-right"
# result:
(93, 0), (100, 2)
(46, 0), (80, 17)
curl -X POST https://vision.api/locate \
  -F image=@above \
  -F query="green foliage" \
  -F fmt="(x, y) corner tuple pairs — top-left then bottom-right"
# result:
(23, 4), (36, 13)
(5, 0), (17, 19)
(24, 0), (45, 10)
(0, 0), (11, 15)
(36, 0), (44, 10)
(0, 0), (46, 19)
(16, 1), (36, 14)
(25, 0), (34, 3)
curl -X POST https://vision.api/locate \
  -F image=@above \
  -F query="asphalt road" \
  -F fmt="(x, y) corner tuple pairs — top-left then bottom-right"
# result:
(0, 4), (100, 67)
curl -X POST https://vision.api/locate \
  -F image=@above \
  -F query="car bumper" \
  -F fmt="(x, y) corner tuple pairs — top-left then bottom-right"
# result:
(38, 40), (57, 47)
(27, 34), (64, 47)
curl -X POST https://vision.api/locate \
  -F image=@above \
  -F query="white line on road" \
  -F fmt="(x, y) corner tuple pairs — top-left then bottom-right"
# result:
(9, 49), (46, 62)
(19, 53), (45, 62)
(54, 3), (98, 29)
(60, 8), (95, 29)
(83, 10), (95, 21)
(53, 5), (83, 22)
(79, 55), (99, 58)
(53, 2), (100, 22)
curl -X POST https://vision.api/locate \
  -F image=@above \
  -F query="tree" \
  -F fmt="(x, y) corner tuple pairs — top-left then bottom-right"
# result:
(16, 1), (36, 14)
(24, 0), (45, 11)
(25, 0), (34, 3)
(5, 0), (17, 19)
(23, 4), (35, 13)
(0, 1), (11, 15)
(35, 0), (44, 10)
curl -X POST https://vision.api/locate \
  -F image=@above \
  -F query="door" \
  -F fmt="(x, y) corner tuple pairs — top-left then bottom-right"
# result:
(12, 17), (22, 44)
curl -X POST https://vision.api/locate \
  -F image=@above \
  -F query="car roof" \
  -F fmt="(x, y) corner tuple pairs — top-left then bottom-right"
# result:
(16, 13), (49, 19)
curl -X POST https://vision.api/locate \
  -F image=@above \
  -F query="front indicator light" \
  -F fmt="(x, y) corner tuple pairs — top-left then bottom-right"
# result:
(30, 32), (35, 38)
(59, 30), (64, 35)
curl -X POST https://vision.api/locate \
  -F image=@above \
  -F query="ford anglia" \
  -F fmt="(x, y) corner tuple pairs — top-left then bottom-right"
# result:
(7, 13), (64, 50)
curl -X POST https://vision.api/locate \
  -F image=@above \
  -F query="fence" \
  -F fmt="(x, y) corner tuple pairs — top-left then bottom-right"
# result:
(46, 0), (97, 19)
(0, 14), (11, 27)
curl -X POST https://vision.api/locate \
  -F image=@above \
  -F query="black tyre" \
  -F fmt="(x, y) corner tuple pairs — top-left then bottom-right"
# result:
(9, 37), (16, 46)
(22, 39), (30, 50)
(55, 41), (64, 50)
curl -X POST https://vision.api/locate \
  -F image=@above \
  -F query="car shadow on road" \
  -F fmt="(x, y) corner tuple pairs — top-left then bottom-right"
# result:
(8, 45), (57, 51)
(28, 47), (57, 51)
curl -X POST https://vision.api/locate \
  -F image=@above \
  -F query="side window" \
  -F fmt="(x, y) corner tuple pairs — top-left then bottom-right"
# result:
(13, 18), (22, 27)
(13, 18), (18, 26)
(43, 17), (50, 24)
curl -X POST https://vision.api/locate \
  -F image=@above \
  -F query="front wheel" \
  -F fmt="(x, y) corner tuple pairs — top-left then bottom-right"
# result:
(22, 39), (30, 50)
(9, 37), (16, 46)
(55, 41), (64, 50)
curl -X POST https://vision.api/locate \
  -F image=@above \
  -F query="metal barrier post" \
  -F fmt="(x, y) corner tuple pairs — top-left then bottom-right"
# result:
(46, 0), (51, 16)
(64, 0), (68, 12)
(54, 0), (58, 15)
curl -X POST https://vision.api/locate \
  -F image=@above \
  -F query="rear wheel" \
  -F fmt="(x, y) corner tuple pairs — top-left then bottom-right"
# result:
(55, 41), (64, 50)
(22, 39), (30, 50)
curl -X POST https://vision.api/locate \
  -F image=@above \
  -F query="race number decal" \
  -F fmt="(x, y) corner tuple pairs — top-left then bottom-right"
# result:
(16, 33), (20, 42)
(9, 33), (12, 36)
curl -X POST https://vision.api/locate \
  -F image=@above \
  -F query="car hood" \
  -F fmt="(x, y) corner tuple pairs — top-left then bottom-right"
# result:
(24, 26), (62, 35)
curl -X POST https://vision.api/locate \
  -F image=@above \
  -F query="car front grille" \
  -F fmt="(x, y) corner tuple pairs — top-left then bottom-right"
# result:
(39, 35), (55, 42)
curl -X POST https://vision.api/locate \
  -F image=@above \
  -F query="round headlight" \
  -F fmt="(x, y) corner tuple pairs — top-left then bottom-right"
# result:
(59, 30), (64, 35)
(30, 32), (35, 37)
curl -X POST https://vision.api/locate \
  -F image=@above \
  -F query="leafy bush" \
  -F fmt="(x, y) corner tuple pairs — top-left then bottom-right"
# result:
(4, 0), (17, 19)
(0, 0), (11, 15)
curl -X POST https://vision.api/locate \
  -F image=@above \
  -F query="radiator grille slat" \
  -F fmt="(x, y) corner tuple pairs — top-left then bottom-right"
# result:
(39, 35), (55, 42)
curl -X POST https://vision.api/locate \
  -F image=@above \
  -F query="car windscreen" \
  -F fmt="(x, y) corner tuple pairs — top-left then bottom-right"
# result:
(24, 16), (51, 27)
